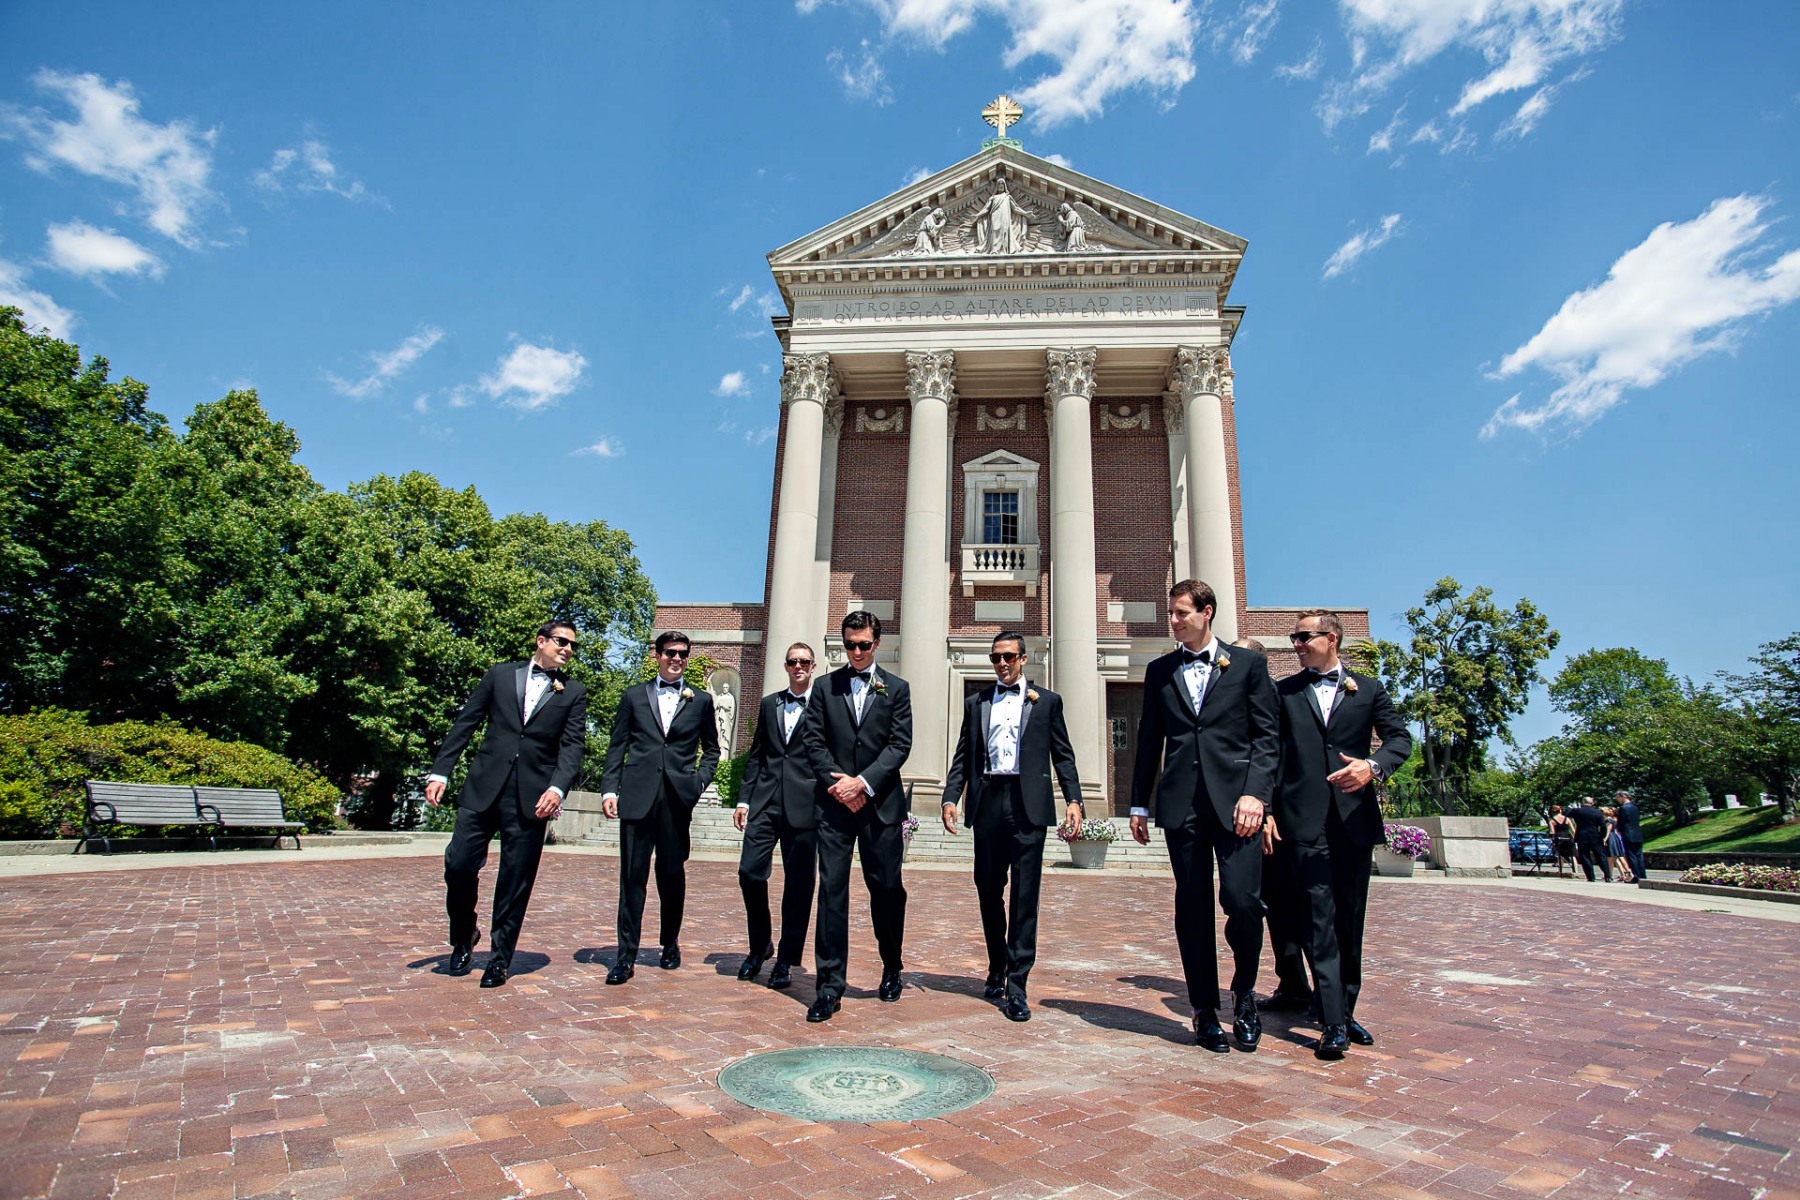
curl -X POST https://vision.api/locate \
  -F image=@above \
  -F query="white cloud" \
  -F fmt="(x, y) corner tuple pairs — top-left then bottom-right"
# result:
(827, 40), (894, 105)
(1367, 106), (1406, 155)
(744, 426), (778, 446)
(44, 219), (162, 279)
(1319, 0), (1623, 139)
(0, 252), (77, 334)
(481, 341), (588, 412)
(716, 370), (752, 397)
(1274, 39), (1323, 82)
(7, 70), (220, 247)
(1322, 213), (1401, 279)
(1041, 152), (1074, 168)
(724, 284), (782, 322)
(574, 437), (624, 458)
(804, 0), (1199, 128)
(254, 138), (377, 203)
(1220, 0), (1282, 66)
(326, 327), (446, 399)
(1484, 195), (1800, 438)
(903, 165), (934, 185)
(446, 386), (475, 409)
(726, 284), (756, 312)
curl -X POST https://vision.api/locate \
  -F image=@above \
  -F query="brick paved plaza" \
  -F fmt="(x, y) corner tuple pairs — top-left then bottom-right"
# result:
(0, 848), (1794, 1199)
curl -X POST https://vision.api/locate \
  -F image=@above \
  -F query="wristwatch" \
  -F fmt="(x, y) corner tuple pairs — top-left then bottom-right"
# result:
(1365, 759), (1382, 780)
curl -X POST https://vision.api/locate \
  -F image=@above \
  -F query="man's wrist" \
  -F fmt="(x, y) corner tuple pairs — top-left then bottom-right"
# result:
(427, 773), (447, 786)
(1130, 806), (1149, 817)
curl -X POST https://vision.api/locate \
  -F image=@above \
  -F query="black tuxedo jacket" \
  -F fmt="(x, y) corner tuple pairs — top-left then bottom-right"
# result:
(1566, 803), (1607, 845)
(598, 679), (721, 820)
(430, 661), (588, 821)
(1614, 801), (1643, 842)
(1272, 666), (1411, 846)
(942, 680), (1081, 829)
(800, 664), (913, 826)
(1131, 643), (1279, 830)
(738, 689), (823, 830)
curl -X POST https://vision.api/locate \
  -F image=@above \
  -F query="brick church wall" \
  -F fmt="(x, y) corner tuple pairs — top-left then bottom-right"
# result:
(948, 398), (1051, 637)
(1093, 395), (1175, 640)
(828, 403), (909, 632)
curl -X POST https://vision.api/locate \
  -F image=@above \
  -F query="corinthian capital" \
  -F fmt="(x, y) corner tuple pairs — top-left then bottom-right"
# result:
(904, 350), (957, 406)
(1167, 346), (1231, 400)
(780, 353), (840, 408)
(1044, 347), (1098, 399)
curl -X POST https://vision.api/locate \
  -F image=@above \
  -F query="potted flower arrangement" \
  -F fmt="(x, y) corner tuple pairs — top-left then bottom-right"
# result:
(900, 813), (920, 861)
(1375, 822), (1431, 877)
(1058, 817), (1119, 869)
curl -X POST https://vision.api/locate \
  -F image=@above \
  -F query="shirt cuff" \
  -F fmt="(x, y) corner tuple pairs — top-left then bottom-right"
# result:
(602, 793), (618, 803)
(427, 774), (447, 785)
(548, 786), (565, 799)
(1130, 807), (1149, 817)
(857, 775), (873, 796)
(735, 802), (748, 811)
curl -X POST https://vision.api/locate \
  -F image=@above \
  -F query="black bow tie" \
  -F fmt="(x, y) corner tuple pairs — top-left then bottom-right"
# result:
(854, 671), (872, 684)
(1312, 670), (1340, 684)
(658, 679), (682, 690)
(995, 683), (1021, 696)
(780, 690), (805, 705)
(531, 665), (554, 677)
(1181, 649), (1211, 666)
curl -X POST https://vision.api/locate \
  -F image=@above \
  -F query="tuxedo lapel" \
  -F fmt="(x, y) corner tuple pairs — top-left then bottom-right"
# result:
(647, 681), (671, 739)
(979, 689), (994, 771)
(515, 665), (529, 723)
(1169, 660), (1201, 719)
(1302, 680), (1326, 728)
(1019, 681), (1035, 735)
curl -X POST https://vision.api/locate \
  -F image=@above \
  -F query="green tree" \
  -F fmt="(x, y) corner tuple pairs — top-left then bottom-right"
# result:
(1549, 647), (1682, 731)
(1720, 633), (1800, 822)
(1370, 577), (1559, 812)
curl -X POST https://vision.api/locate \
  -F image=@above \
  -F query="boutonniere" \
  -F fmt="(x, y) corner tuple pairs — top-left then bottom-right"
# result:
(1341, 675), (1358, 695)
(869, 677), (888, 696)
(1214, 650), (1232, 672)
(1025, 688), (1040, 703)
(552, 679), (565, 694)
(680, 686), (695, 701)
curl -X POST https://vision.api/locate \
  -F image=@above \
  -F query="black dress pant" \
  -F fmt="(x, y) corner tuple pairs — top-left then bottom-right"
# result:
(1262, 834), (1312, 997)
(972, 776), (1046, 1001)
(1291, 805), (1373, 1026)
(738, 801), (817, 967)
(813, 803), (907, 999)
(1576, 835), (1610, 882)
(443, 773), (547, 968)
(615, 781), (692, 961)
(1163, 804), (1264, 1012)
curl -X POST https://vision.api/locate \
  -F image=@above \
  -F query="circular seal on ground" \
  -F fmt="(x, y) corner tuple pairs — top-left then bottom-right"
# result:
(718, 1046), (996, 1122)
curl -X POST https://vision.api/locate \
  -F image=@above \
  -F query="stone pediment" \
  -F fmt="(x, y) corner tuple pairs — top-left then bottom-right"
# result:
(769, 145), (1246, 272)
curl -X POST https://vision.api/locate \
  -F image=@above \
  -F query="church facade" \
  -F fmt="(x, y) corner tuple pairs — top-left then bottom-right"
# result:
(657, 138), (1368, 814)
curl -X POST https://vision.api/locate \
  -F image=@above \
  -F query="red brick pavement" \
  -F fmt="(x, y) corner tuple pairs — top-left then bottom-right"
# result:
(0, 854), (1794, 1199)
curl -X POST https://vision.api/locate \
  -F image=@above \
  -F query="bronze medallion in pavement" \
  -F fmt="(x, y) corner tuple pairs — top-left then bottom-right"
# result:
(718, 1046), (996, 1122)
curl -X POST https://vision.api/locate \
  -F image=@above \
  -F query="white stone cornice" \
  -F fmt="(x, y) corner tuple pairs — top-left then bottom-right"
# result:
(1167, 345), (1231, 399)
(904, 349), (957, 406)
(780, 352), (840, 407)
(1045, 347), (1098, 399)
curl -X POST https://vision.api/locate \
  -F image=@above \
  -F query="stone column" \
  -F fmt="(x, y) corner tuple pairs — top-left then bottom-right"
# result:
(763, 353), (839, 699)
(1045, 348), (1106, 805)
(1168, 346), (1238, 642)
(897, 350), (956, 798)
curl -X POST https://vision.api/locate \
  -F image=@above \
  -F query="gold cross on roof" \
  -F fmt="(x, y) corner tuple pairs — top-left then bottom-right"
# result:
(981, 95), (1023, 139)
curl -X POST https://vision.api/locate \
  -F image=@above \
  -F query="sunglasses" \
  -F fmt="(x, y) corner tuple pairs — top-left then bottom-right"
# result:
(844, 640), (875, 652)
(545, 635), (577, 649)
(988, 651), (1021, 664)
(785, 658), (815, 668)
(660, 648), (691, 659)
(1288, 631), (1332, 645)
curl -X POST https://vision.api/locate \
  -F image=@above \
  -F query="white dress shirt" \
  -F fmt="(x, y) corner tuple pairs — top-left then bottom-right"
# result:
(736, 686), (812, 813)
(1131, 639), (1220, 818)
(1310, 659), (1344, 723)
(985, 683), (1025, 775)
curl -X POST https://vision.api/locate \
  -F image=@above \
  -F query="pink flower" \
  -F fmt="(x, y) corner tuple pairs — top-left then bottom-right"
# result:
(1342, 675), (1358, 695)
(552, 679), (565, 694)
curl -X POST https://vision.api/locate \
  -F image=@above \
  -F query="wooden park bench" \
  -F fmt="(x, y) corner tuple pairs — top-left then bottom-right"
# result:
(193, 787), (305, 850)
(80, 781), (215, 855)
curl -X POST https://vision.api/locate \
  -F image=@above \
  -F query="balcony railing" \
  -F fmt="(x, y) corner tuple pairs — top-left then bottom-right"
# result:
(960, 542), (1040, 595)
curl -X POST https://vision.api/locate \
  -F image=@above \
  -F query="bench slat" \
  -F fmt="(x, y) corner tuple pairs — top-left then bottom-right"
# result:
(192, 787), (302, 828)
(84, 782), (207, 825)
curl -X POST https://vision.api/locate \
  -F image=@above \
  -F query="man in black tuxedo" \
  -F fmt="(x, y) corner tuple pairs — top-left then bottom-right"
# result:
(598, 630), (720, 984)
(427, 619), (588, 989)
(731, 641), (823, 989)
(798, 610), (913, 1023)
(1566, 798), (1610, 882)
(1131, 579), (1279, 1054)
(1269, 610), (1413, 1059)
(941, 632), (1083, 1022)
(1614, 790), (1646, 882)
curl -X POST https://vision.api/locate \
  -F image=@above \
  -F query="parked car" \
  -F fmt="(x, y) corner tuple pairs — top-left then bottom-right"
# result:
(1509, 829), (1556, 865)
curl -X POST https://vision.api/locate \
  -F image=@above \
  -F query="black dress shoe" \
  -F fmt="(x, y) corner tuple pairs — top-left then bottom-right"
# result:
(1346, 1017), (1374, 1046)
(1192, 1013), (1230, 1053)
(737, 944), (774, 981)
(768, 962), (793, 989)
(1257, 984), (1312, 1013)
(479, 961), (508, 989)
(982, 973), (1006, 1000)
(1003, 994), (1032, 1022)
(660, 944), (681, 970)
(806, 993), (841, 1023)
(605, 958), (635, 985)
(877, 969), (903, 1002)
(447, 929), (480, 976)
(1315, 1024), (1349, 1059)
(1232, 992), (1262, 1052)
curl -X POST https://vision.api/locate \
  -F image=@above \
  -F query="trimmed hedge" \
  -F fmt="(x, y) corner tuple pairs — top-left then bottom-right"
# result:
(0, 708), (342, 838)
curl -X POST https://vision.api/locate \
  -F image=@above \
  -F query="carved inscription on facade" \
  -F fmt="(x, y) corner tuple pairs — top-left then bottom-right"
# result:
(794, 289), (1217, 327)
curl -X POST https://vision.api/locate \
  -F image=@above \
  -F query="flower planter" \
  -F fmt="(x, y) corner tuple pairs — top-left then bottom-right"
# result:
(1371, 846), (1417, 877)
(1067, 840), (1110, 869)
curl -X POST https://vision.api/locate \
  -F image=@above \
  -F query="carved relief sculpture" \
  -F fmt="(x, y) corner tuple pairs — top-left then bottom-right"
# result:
(1098, 403), (1150, 431)
(1160, 392), (1184, 435)
(912, 207), (947, 254)
(855, 406), (906, 434)
(1058, 202), (1088, 252)
(971, 182), (1028, 255)
(976, 404), (1026, 432)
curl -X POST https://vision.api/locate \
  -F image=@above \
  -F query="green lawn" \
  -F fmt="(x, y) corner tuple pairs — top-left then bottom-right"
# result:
(1642, 805), (1800, 853)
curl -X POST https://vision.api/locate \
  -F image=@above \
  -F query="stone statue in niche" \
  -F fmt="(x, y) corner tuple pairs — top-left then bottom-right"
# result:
(971, 182), (1027, 255)
(1058, 203), (1088, 251)
(708, 669), (740, 759)
(856, 406), (906, 434)
(912, 207), (947, 254)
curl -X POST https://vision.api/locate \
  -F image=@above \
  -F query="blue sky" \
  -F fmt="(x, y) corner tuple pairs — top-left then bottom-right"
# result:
(3, 1), (1797, 750)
